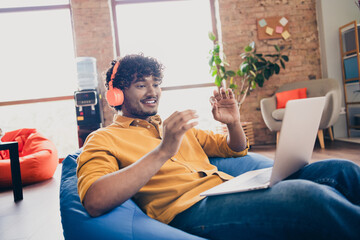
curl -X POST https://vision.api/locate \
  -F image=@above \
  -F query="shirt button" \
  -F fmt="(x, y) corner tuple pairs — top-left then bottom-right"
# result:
(147, 125), (150, 129)
(136, 120), (140, 123)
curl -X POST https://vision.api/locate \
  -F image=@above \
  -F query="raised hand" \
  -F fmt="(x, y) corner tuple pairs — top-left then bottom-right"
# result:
(158, 110), (198, 158)
(210, 88), (240, 125)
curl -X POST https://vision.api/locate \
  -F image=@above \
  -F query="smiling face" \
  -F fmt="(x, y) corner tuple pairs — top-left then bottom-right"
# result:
(121, 75), (162, 121)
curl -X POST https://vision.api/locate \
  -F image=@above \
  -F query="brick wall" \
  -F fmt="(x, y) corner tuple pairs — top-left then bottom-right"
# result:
(71, 0), (116, 126)
(71, 0), (321, 144)
(217, 0), (321, 144)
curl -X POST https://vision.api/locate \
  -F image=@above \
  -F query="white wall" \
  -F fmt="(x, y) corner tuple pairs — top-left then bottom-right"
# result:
(316, 0), (359, 138)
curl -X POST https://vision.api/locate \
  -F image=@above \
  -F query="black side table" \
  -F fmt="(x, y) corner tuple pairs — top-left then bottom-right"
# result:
(0, 141), (23, 201)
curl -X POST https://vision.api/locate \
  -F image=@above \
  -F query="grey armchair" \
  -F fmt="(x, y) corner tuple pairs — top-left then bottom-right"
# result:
(260, 78), (341, 148)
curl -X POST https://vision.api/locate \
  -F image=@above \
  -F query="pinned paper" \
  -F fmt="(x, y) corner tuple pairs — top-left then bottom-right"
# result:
(265, 27), (274, 35)
(279, 17), (288, 26)
(258, 19), (267, 27)
(281, 30), (290, 40)
(257, 16), (290, 40)
(275, 26), (283, 34)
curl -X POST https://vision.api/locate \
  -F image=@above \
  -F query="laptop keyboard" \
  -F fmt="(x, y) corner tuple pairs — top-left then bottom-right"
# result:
(200, 167), (273, 196)
(235, 168), (272, 187)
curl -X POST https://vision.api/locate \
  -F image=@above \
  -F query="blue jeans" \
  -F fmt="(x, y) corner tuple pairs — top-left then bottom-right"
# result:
(169, 154), (360, 240)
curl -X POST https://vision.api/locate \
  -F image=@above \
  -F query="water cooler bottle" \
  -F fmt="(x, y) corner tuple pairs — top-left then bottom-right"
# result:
(74, 57), (103, 147)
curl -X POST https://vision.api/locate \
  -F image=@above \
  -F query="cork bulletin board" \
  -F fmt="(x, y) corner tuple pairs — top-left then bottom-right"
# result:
(257, 16), (290, 40)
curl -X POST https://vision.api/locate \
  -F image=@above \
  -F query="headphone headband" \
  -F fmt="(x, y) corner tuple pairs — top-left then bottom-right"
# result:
(106, 60), (124, 106)
(111, 61), (120, 82)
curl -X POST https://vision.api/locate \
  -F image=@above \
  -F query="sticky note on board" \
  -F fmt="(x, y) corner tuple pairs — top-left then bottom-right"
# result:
(266, 27), (274, 35)
(282, 30), (290, 40)
(276, 26), (283, 34)
(258, 19), (267, 27)
(279, 17), (288, 26)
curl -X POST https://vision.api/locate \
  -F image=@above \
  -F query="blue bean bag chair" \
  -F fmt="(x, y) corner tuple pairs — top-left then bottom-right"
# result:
(60, 150), (273, 240)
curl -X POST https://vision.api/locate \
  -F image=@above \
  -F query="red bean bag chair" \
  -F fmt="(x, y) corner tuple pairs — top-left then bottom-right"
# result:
(0, 128), (58, 187)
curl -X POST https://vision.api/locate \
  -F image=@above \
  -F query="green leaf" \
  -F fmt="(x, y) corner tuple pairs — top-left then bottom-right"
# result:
(208, 32), (216, 41)
(214, 44), (220, 53)
(251, 80), (257, 89)
(259, 57), (266, 62)
(211, 69), (217, 76)
(274, 63), (280, 74)
(240, 63), (249, 72)
(255, 74), (265, 87)
(229, 83), (237, 89)
(280, 59), (285, 69)
(237, 69), (244, 76)
(251, 63), (257, 71)
(244, 45), (252, 52)
(249, 70), (256, 77)
(270, 67), (275, 76)
(220, 66), (226, 74)
(264, 68), (271, 79)
(255, 61), (266, 69)
(281, 55), (289, 62)
(274, 45), (280, 52)
(215, 75), (222, 87)
(226, 70), (236, 77)
(209, 56), (214, 66)
(214, 56), (222, 65)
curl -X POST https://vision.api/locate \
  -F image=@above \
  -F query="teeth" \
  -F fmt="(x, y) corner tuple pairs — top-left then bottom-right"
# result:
(145, 100), (156, 104)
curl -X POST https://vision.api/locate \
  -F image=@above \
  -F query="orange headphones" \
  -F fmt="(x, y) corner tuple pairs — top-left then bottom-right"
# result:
(106, 61), (124, 106)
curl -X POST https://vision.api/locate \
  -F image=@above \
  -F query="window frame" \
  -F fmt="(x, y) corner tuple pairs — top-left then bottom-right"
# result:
(0, 2), (75, 107)
(0, 4), (70, 13)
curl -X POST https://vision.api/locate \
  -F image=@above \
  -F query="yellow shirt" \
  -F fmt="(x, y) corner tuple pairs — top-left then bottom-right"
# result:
(77, 114), (248, 224)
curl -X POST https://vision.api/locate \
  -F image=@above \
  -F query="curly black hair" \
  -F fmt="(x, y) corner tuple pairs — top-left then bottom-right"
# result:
(105, 53), (164, 111)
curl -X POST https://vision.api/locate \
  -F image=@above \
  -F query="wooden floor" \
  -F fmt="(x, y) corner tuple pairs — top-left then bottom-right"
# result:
(0, 139), (359, 240)
(0, 165), (64, 240)
(251, 139), (360, 166)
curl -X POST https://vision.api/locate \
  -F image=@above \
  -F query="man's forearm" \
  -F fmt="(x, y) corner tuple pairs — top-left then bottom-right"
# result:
(83, 147), (170, 217)
(226, 121), (247, 152)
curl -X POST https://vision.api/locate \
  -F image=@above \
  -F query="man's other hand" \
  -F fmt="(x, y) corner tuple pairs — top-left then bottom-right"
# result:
(210, 88), (240, 125)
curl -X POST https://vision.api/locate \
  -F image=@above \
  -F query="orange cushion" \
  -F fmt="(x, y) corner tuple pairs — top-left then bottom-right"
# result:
(0, 128), (58, 187)
(276, 88), (307, 109)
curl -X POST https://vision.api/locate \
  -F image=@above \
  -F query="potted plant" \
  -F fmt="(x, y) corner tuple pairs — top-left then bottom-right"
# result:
(208, 32), (289, 106)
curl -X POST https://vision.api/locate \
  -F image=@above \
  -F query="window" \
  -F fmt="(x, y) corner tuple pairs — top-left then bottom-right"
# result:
(0, 4), (77, 101)
(0, 1), (78, 157)
(113, 0), (222, 131)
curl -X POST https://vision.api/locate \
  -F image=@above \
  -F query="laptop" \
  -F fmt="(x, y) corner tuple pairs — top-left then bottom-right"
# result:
(200, 96), (326, 197)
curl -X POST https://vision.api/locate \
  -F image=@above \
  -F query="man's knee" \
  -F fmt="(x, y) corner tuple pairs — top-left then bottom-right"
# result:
(271, 180), (335, 211)
(308, 159), (359, 174)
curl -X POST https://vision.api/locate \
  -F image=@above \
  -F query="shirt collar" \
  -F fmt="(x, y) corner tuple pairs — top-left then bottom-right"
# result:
(113, 114), (162, 128)
(148, 114), (162, 126)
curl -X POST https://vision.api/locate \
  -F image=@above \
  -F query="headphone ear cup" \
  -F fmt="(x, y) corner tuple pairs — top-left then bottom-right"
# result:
(106, 88), (124, 106)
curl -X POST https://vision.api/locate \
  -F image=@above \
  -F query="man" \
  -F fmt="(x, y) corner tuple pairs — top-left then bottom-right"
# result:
(77, 54), (360, 239)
